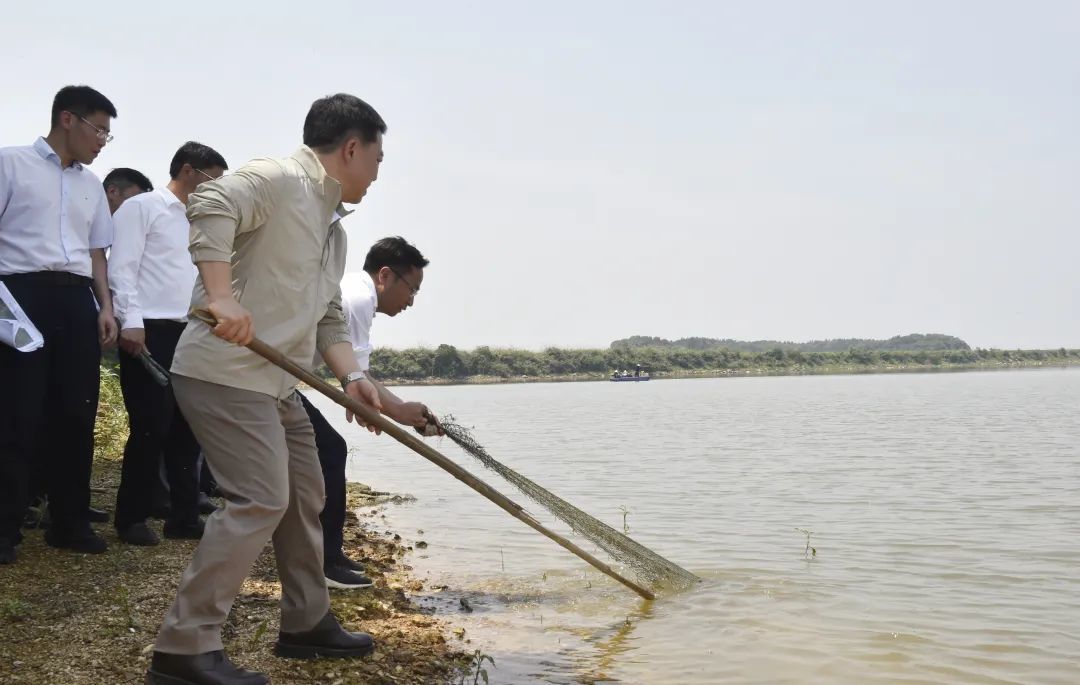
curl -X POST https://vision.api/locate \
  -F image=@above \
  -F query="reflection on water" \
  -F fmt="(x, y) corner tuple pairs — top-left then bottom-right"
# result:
(310, 368), (1080, 684)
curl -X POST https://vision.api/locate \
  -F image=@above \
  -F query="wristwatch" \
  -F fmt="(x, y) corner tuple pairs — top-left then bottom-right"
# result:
(340, 370), (366, 388)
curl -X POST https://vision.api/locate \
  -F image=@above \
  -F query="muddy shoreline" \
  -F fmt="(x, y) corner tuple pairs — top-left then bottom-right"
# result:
(0, 454), (470, 685)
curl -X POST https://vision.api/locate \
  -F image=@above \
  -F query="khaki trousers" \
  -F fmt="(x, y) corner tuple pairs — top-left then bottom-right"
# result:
(155, 375), (330, 654)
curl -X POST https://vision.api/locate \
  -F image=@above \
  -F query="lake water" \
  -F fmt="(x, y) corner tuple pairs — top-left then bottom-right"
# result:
(307, 368), (1080, 684)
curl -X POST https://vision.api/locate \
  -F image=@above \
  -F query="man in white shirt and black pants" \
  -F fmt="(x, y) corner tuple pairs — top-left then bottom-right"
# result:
(303, 236), (441, 588)
(0, 85), (120, 564)
(108, 142), (228, 546)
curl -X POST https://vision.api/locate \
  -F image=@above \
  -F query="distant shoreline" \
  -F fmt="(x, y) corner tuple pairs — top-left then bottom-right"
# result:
(379, 359), (1080, 387)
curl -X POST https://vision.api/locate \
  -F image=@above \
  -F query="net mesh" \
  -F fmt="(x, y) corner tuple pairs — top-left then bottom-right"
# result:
(437, 415), (700, 592)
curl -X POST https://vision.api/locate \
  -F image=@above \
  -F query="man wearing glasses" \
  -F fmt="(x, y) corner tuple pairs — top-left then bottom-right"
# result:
(108, 142), (228, 548)
(301, 236), (439, 590)
(0, 85), (120, 564)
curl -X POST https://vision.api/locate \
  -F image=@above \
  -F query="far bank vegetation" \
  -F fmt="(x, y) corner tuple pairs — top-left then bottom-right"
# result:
(338, 334), (1080, 382)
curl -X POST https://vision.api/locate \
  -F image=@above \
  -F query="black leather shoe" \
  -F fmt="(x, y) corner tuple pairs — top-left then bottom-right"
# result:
(197, 493), (218, 516)
(274, 612), (375, 659)
(163, 518), (205, 540)
(145, 650), (267, 685)
(325, 561), (373, 590)
(0, 541), (16, 565)
(118, 522), (161, 546)
(87, 506), (110, 523)
(335, 554), (367, 574)
(44, 527), (107, 554)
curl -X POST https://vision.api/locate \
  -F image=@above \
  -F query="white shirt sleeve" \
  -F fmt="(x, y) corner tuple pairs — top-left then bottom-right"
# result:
(341, 275), (376, 372)
(347, 300), (374, 372)
(108, 199), (149, 329)
(88, 188), (113, 250)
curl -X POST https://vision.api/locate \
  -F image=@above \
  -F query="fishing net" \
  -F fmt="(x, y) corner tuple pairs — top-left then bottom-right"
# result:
(435, 415), (700, 592)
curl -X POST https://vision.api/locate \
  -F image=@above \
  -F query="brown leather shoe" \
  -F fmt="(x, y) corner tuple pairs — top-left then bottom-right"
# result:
(274, 612), (375, 659)
(145, 650), (267, 685)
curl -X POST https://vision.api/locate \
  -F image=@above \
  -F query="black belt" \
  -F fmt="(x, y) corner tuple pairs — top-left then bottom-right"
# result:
(0, 271), (93, 287)
(144, 319), (187, 329)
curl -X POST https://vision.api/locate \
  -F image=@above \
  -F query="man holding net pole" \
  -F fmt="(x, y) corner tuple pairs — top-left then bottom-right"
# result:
(146, 93), (388, 685)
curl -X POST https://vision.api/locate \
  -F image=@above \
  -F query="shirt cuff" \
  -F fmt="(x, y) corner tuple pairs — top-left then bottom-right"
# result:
(121, 312), (144, 330)
(316, 330), (351, 354)
(190, 246), (234, 263)
(189, 215), (238, 263)
(355, 349), (371, 372)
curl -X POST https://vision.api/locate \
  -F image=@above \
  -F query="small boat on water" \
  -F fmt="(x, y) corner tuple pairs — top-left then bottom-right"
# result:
(611, 365), (651, 382)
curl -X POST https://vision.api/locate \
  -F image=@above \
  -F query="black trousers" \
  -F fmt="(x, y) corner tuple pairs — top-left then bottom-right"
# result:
(114, 320), (200, 529)
(150, 451), (215, 512)
(298, 393), (348, 563)
(0, 273), (100, 546)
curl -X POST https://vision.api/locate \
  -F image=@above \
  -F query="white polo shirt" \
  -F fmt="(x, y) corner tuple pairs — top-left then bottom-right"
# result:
(0, 137), (113, 278)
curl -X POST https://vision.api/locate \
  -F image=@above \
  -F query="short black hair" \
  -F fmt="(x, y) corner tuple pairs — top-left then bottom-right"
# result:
(363, 236), (429, 274)
(51, 85), (117, 127)
(169, 141), (228, 179)
(103, 168), (153, 193)
(303, 94), (387, 152)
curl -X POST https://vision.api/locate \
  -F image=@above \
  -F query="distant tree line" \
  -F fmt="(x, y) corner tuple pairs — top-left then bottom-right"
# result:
(610, 333), (971, 353)
(315, 344), (1080, 382)
(101, 334), (1071, 385)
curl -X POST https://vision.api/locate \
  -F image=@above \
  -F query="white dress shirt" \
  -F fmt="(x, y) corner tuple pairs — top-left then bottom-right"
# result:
(341, 270), (377, 371)
(0, 138), (112, 278)
(108, 187), (196, 329)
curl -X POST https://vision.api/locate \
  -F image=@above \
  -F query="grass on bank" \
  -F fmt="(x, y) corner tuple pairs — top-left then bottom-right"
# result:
(0, 367), (468, 685)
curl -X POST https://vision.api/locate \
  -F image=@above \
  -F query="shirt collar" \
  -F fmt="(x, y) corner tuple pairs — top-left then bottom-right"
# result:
(291, 145), (352, 219)
(358, 270), (378, 315)
(33, 137), (81, 169)
(160, 187), (184, 207)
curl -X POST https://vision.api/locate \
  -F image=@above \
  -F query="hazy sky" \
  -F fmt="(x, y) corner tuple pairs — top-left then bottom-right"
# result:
(5, 1), (1077, 350)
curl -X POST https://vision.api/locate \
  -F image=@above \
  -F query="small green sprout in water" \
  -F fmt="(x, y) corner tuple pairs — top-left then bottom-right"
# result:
(618, 505), (631, 534)
(795, 528), (817, 558)
(459, 648), (496, 685)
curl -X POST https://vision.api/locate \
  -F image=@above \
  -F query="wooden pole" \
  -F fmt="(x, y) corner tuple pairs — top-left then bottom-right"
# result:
(192, 311), (655, 600)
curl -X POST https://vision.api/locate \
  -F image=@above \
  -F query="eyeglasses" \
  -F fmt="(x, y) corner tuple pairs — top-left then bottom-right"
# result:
(389, 268), (419, 299)
(195, 168), (219, 183)
(73, 114), (113, 143)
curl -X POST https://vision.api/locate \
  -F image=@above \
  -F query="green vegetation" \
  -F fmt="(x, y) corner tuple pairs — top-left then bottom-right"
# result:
(94, 365), (128, 460)
(795, 528), (817, 559)
(345, 344), (1080, 383)
(459, 649), (495, 685)
(612, 332), (970, 353)
(0, 598), (32, 624)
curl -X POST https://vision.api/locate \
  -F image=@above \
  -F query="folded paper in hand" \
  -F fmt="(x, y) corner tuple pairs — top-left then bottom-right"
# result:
(0, 283), (44, 352)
